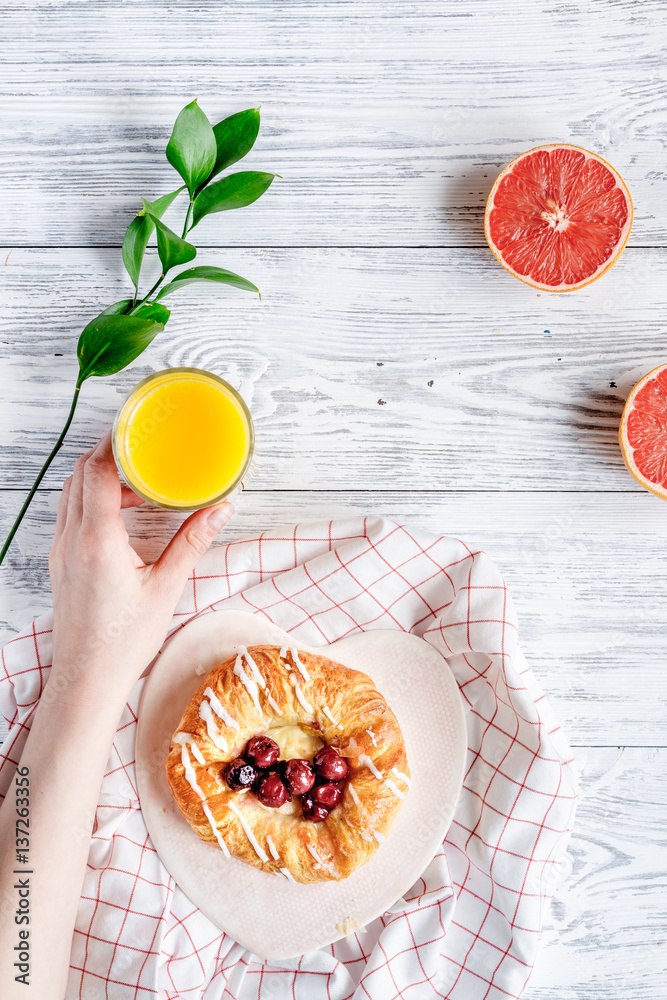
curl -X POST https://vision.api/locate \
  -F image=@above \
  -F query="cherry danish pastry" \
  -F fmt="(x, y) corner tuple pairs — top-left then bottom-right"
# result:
(165, 644), (410, 883)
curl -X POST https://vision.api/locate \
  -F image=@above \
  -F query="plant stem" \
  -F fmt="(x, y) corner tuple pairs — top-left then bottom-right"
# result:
(0, 380), (83, 567)
(129, 274), (165, 313)
(130, 198), (192, 312)
(182, 200), (194, 238)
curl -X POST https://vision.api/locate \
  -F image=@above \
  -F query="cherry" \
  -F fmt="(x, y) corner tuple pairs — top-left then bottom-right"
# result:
(301, 795), (330, 822)
(257, 772), (290, 808)
(283, 758), (315, 796)
(312, 782), (342, 810)
(244, 735), (280, 770)
(224, 757), (257, 791)
(313, 746), (348, 782)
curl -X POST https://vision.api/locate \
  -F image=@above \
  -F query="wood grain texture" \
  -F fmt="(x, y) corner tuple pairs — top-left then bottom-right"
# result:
(526, 748), (667, 1000)
(1, 247), (664, 493)
(1, 1), (666, 994)
(1, 489), (665, 747)
(1, 1), (666, 247)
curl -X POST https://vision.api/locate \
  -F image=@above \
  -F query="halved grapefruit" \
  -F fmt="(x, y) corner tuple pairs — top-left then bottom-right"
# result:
(619, 363), (667, 499)
(485, 143), (633, 291)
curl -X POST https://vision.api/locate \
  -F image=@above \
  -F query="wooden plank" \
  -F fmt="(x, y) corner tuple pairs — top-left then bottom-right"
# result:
(1, 1), (666, 247)
(1, 489), (665, 747)
(1, 247), (664, 493)
(526, 747), (666, 1000)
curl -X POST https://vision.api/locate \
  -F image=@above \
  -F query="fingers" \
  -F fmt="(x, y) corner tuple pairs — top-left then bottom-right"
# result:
(61, 433), (123, 532)
(120, 487), (145, 509)
(66, 446), (95, 525)
(53, 473), (73, 543)
(150, 502), (234, 591)
(80, 432), (123, 522)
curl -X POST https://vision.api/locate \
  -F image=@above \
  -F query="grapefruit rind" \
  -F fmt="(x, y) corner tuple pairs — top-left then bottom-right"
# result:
(619, 362), (667, 500)
(484, 143), (633, 293)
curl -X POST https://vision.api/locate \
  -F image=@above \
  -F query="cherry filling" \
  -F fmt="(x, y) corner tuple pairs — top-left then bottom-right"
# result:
(301, 795), (330, 822)
(283, 758), (316, 796)
(224, 737), (349, 821)
(224, 758), (258, 791)
(313, 746), (349, 782)
(312, 782), (342, 809)
(244, 735), (280, 769)
(257, 772), (290, 808)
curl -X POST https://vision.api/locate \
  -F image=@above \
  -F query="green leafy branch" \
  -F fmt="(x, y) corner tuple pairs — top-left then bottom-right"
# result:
(0, 100), (277, 566)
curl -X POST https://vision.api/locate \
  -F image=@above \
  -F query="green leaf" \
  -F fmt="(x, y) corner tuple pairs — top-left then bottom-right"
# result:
(132, 300), (171, 325)
(150, 187), (186, 217)
(208, 108), (261, 182)
(100, 299), (134, 316)
(156, 265), (260, 300)
(143, 201), (197, 273)
(121, 187), (183, 291)
(122, 216), (152, 291)
(77, 311), (167, 382)
(192, 171), (276, 227)
(166, 99), (216, 197)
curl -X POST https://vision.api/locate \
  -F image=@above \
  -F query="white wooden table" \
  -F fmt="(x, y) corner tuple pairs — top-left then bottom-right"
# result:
(1, 2), (666, 996)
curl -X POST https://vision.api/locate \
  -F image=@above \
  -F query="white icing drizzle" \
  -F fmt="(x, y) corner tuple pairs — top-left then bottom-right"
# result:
(233, 655), (264, 716)
(358, 754), (383, 781)
(178, 743), (231, 856)
(181, 743), (206, 802)
(274, 639), (319, 719)
(372, 829), (385, 844)
(198, 700), (228, 752)
(226, 800), (269, 863)
(202, 802), (231, 857)
(348, 784), (361, 807)
(245, 649), (283, 715)
(173, 732), (206, 766)
(391, 767), (412, 787)
(289, 672), (313, 713)
(266, 834), (280, 861)
(280, 867), (297, 882)
(322, 705), (343, 730)
(266, 692), (283, 715)
(280, 643), (310, 684)
(178, 743), (205, 799)
(204, 686), (240, 731)
(305, 842), (336, 875)
(366, 727), (378, 747)
(384, 779), (406, 799)
(279, 644), (311, 683)
(290, 648), (311, 683)
(359, 830), (374, 844)
(238, 645), (266, 688)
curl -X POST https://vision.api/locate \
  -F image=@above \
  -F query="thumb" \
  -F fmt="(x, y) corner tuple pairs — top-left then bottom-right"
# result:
(151, 502), (234, 589)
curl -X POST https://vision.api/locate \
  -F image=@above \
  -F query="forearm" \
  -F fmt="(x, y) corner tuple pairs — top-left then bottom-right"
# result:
(0, 672), (131, 999)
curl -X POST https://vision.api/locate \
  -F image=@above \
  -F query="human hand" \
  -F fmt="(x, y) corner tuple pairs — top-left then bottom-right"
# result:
(48, 432), (233, 704)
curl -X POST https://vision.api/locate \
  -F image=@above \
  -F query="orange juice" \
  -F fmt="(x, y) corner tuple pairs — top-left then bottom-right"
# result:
(113, 368), (254, 509)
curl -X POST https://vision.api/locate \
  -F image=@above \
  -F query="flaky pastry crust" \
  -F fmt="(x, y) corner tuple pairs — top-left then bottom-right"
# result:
(165, 644), (410, 883)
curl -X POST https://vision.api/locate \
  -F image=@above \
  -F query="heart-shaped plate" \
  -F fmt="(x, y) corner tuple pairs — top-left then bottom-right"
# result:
(135, 610), (466, 959)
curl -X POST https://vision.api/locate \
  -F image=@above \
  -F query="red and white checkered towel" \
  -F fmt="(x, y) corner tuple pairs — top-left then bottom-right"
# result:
(0, 517), (577, 1000)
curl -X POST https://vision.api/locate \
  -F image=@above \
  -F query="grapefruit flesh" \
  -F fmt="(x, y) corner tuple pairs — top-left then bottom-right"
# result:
(619, 363), (667, 499)
(485, 144), (633, 291)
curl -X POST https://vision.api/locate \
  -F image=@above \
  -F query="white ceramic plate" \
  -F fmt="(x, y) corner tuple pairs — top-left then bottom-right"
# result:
(135, 610), (466, 960)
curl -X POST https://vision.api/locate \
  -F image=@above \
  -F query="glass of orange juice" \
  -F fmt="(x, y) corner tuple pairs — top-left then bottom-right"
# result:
(112, 367), (254, 510)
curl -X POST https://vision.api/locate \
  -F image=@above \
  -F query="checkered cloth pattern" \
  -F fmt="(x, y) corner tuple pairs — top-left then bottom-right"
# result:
(1, 516), (577, 1000)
